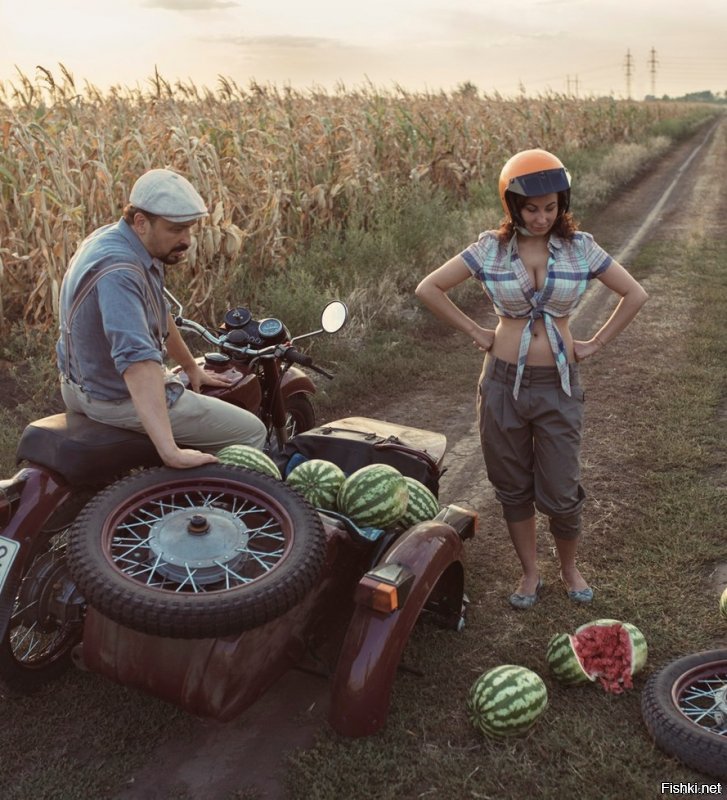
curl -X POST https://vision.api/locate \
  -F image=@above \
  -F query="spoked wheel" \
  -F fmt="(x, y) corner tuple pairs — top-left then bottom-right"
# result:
(67, 464), (326, 639)
(285, 393), (315, 438)
(0, 524), (85, 694)
(641, 649), (727, 778)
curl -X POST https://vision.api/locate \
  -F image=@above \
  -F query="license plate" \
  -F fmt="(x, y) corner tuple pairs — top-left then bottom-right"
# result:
(0, 535), (20, 594)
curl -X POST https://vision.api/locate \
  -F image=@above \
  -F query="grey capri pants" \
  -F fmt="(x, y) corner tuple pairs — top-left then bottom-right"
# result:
(477, 355), (586, 540)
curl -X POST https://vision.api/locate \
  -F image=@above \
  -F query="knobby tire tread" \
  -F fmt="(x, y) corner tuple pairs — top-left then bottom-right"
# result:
(641, 649), (727, 780)
(67, 465), (326, 639)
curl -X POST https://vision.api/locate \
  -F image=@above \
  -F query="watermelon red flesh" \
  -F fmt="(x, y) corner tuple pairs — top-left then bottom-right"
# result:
(572, 624), (634, 694)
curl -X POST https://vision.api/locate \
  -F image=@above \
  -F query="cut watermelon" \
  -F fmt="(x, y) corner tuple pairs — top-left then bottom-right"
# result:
(546, 618), (648, 694)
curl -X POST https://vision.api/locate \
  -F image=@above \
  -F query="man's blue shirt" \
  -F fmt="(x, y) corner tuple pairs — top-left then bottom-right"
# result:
(56, 219), (168, 401)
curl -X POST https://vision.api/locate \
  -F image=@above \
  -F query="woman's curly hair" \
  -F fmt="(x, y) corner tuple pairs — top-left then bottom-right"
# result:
(496, 194), (578, 244)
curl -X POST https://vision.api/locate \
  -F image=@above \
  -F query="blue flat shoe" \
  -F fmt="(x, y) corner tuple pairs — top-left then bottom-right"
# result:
(567, 587), (594, 604)
(560, 575), (593, 604)
(509, 578), (543, 610)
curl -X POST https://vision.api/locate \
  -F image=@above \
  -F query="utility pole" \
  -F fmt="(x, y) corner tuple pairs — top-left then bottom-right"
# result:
(648, 47), (658, 97)
(624, 49), (634, 99)
(566, 75), (580, 97)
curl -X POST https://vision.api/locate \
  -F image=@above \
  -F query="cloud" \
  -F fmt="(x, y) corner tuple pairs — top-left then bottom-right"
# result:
(210, 34), (343, 50)
(142, 0), (238, 10)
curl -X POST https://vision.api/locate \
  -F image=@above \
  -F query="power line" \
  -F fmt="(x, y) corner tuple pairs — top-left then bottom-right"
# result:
(486, 49), (725, 98)
(624, 49), (634, 99)
(648, 47), (658, 96)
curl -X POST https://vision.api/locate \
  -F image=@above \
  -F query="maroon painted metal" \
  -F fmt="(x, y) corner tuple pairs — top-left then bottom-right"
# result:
(80, 519), (364, 721)
(78, 511), (469, 737)
(178, 360), (314, 411)
(0, 467), (71, 565)
(329, 520), (465, 737)
(279, 367), (317, 399)
(3, 403), (473, 737)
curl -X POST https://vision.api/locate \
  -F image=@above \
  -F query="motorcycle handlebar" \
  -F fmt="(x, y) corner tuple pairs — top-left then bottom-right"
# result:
(175, 318), (333, 376)
(280, 346), (334, 378)
(281, 347), (313, 367)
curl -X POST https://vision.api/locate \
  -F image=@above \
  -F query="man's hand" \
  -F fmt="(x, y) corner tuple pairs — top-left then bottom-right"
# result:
(124, 360), (221, 469)
(185, 362), (234, 393)
(161, 446), (219, 469)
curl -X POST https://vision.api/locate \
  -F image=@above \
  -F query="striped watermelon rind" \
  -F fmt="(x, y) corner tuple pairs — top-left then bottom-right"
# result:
(337, 464), (408, 528)
(720, 587), (727, 620)
(545, 632), (593, 685)
(286, 459), (346, 510)
(216, 444), (282, 480)
(399, 477), (440, 528)
(467, 664), (548, 739)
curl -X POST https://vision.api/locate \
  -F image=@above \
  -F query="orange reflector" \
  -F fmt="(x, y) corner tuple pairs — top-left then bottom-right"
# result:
(354, 575), (399, 613)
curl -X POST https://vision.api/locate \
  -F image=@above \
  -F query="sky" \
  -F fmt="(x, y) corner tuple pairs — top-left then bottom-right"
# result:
(1, 0), (725, 99)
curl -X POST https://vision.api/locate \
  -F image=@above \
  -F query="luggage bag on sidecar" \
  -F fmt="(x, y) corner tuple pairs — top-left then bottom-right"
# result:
(282, 416), (446, 495)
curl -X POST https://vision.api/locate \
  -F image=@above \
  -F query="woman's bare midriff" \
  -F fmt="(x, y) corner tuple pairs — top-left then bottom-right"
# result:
(490, 315), (575, 365)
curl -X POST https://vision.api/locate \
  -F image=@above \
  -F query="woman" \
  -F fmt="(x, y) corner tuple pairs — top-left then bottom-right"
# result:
(415, 149), (648, 608)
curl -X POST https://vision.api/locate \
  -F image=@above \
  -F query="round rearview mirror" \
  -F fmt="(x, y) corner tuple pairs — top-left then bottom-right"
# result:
(321, 301), (348, 334)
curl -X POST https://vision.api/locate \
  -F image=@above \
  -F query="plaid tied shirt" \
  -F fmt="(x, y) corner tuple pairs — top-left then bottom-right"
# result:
(461, 231), (612, 399)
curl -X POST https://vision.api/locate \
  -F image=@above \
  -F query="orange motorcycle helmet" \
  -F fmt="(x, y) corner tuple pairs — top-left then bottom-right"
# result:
(498, 148), (572, 225)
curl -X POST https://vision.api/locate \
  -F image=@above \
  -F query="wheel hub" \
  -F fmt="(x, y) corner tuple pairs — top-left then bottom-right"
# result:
(17, 551), (85, 630)
(147, 508), (250, 584)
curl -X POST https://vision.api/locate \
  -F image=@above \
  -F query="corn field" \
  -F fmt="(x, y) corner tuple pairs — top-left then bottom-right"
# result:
(0, 66), (710, 329)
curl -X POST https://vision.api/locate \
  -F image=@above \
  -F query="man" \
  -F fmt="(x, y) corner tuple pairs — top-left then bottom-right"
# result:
(56, 168), (266, 468)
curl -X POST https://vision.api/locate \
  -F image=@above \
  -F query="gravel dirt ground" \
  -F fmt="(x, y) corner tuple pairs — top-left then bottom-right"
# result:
(112, 115), (726, 799)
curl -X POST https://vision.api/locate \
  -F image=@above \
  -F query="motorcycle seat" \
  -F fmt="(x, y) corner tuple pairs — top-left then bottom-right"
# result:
(16, 412), (162, 485)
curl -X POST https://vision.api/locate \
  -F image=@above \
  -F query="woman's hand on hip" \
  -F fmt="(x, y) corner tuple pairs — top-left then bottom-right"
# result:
(470, 326), (496, 352)
(573, 338), (604, 362)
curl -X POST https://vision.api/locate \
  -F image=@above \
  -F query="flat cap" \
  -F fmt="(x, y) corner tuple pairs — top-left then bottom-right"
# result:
(129, 168), (208, 222)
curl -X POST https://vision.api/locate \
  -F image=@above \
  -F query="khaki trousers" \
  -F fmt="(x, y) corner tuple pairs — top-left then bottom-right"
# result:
(477, 356), (586, 540)
(61, 378), (267, 453)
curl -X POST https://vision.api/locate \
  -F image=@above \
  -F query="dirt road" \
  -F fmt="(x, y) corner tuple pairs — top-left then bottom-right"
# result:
(118, 115), (726, 800)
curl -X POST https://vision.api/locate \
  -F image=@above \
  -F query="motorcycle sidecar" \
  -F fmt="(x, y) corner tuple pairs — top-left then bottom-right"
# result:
(71, 418), (475, 738)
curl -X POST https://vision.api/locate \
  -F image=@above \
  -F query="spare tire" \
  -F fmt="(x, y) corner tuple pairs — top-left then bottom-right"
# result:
(67, 464), (326, 639)
(641, 649), (727, 779)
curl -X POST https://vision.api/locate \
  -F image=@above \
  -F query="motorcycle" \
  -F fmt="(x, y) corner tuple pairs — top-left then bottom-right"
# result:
(0, 296), (475, 738)
(641, 649), (727, 779)
(166, 289), (348, 452)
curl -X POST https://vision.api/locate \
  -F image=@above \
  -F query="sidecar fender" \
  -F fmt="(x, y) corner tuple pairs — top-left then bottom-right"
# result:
(329, 514), (471, 738)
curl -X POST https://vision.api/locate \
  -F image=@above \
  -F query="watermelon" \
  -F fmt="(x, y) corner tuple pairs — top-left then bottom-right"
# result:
(546, 633), (593, 686)
(286, 459), (346, 510)
(337, 463), (408, 528)
(399, 477), (440, 528)
(546, 618), (648, 694)
(216, 444), (282, 480)
(467, 665), (548, 739)
(720, 586), (727, 620)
